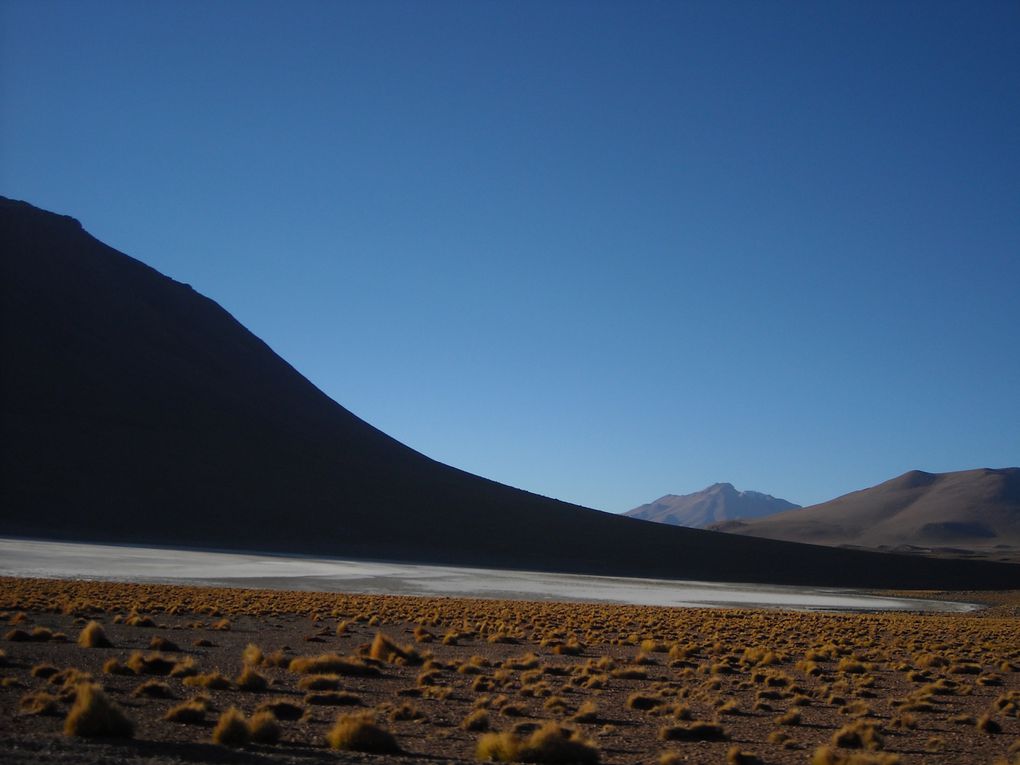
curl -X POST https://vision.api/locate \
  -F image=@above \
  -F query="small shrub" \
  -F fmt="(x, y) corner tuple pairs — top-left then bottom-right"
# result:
(288, 653), (379, 676)
(31, 663), (60, 679)
(64, 684), (134, 738)
(77, 621), (113, 648)
(627, 692), (664, 711)
(249, 710), (281, 744)
(977, 714), (1002, 734)
(149, 636), (180, 652)
(19, 691), (61, 716)
(832, 720), (883, 750)
(236, 665), (269, 692)
(298, 674), (342, 691)
(165, 700), (207, 724)
(183, 672), (233, 690)
(102, 658), (135, 676)
(132, 680), (174, 698)
(170, 656), (199, 678)
(464, 709), (491, 731)
(369, 632), (422, 665)
(126, 651), (176, 676)
(727, 747), (763, 765)
(213, 707), (249, 747)
(811, 746), (901, 764)
(305, 691), (362, 706)
(519, 723), (599, 764)
(242, 643), (264, 666)
(326, 713), (400, 753)
(776, 707), (802, 725)
(477, 731), (520, 762)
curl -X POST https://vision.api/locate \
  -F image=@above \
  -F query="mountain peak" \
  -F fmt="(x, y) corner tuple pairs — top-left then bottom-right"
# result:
(626, 484), (799, 529)
(713, 467), (1020, 559)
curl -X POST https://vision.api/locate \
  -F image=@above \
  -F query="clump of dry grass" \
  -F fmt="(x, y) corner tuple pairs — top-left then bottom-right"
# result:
(305, 691), (362, 706)
(19, 691), (61, 716)
(126, 651), (176, 676)
(169, 656), (198, 678)
(249, 710), (281, 744)
(77, 621), (113, 648)
(627, 692), (665, 711)
(149, 636), (180, 652)
(571, 701), (599, 724)
(213, 707), (249, 747)
(464, 709), (491, 731)
(236, 665), (269, 692)
(476, 722), (599, 764)
(31, 663), (59, 679)
(832, 720), (884, 750)
(811, 746), (901, 764)
(242, 643), (264, 666)
(298, 674), (342, 691)
(288, 653), (379, 676)
(727, 747), (763, 765)
(183, 672), (233, 690)
(776, 707), (802, 725)
(977, 713), (1002, 734)
(369, 632), (423, 665)
(132, 679), (174, 698)
(390, 702), (426, 721)
(64, 683), (134, 738)
(165, 698), (209, 724)
(326, 713), (400, 753)
(102, 658), (134, 676)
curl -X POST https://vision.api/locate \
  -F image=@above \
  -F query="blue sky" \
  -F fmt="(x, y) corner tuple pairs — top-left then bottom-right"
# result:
(2, 1), (1018, 510)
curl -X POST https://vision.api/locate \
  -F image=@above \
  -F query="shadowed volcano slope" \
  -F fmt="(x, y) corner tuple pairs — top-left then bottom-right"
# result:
(2, 197), (1018, 589)
(712, 468), (1020, 556)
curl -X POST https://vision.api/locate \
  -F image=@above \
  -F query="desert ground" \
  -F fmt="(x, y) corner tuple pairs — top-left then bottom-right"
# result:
(1, 577), (1018, 765)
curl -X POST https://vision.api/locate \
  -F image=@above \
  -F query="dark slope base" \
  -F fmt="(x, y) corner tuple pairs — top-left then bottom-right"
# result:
(2, 196), (1019, 591)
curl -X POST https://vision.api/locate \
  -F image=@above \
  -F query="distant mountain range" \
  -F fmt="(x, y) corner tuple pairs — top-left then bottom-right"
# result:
(625, 483), (799, 528)
(2, 196), (1018, 589)
(712, 468), (1020, 561)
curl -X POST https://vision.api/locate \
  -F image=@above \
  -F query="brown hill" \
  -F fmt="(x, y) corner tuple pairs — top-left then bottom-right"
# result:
(2, 196), (1019, 589)
(626, 482), (799, 528)
(712, 468), (1020, 560)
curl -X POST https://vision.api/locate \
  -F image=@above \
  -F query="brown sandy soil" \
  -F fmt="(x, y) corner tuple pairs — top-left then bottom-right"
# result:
(0, 578), (1018, 765)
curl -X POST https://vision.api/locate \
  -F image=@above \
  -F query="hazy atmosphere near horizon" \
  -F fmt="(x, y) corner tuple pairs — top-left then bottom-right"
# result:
(2, 0), (1017, 512)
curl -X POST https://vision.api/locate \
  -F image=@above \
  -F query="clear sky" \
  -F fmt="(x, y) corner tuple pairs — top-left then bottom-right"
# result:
(2, 1), (1018, 511)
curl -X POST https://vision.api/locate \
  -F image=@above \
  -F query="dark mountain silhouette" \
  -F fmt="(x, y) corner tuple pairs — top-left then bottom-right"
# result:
(712, 468), (1020, 560)
(2, 196), (1019, 589)
(626, 483), (799, 528)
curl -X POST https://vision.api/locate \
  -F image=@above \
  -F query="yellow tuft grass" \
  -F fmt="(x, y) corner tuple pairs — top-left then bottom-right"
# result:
(236, 665), (269, 692)
(165, 699), (207, 724)
(212, 707), (249, 747)
(477, 722), (599, 764)
(19, 691), (61, 716)
(288, 653), (379, 675)
(77, 621), (113, 648)
(326, 713), (400, 753)
(249, 710), (281, 744)
(64, 683), (134, 738)
(369, 632), (423, 665)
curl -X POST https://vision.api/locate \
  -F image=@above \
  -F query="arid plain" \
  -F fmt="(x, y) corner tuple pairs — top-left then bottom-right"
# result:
(1, 577), (1018, 765)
